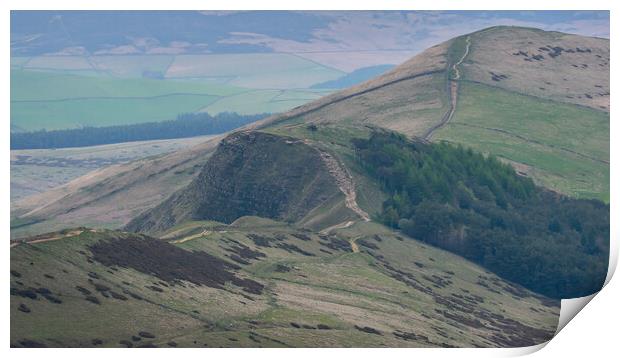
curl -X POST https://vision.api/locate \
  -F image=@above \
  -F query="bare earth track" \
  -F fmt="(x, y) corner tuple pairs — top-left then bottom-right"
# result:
(424, 36), (471, 141)
(317, 149), (370, 222)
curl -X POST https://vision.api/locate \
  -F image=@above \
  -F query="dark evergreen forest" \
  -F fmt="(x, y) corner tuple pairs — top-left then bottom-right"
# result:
(11, 112), (269, 149)
(353, 131), (609, 299)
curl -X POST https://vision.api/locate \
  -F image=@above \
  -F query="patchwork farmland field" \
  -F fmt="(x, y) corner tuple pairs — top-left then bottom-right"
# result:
(200, 89), (333, 115)
(10, 53), (347, 131)
(164, 53), (345, 88)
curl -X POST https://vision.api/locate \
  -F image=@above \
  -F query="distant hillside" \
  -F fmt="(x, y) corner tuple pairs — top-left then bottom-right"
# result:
(311, 65), (395, 89)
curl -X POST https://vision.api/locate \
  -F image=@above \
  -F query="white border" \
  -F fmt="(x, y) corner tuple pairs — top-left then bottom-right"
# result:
(3, 1), (616, 357)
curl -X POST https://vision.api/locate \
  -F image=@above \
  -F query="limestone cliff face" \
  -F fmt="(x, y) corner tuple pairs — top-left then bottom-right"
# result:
(125, 131), (341, 234)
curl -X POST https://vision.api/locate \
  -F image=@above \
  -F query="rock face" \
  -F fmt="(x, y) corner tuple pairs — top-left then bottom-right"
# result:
(125, 131), (341, 234)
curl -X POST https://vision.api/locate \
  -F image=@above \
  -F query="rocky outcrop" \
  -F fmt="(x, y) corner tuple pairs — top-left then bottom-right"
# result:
(125, 131), (341, 234)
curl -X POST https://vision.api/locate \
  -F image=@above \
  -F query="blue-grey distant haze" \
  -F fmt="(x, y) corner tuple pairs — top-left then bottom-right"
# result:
(11, 10), (609, 58)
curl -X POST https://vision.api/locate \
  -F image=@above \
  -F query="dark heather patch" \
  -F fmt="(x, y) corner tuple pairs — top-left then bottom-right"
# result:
(301, 324), (316, 330)
(131, 336), (142, 342)
(357, 239), (379, 250)
(85, 295), (101, 304)
(275, 242), (315, 256)
(274, 264), (291, 273)
(502, 283), (531, 299)
(18, 303), (31, 313)
(167, 341), (178, 347)
(34, 287), (51, 295)
(224, 242), (266, 261)
(91, 282), (110, 292)
(91, 339), (103, 346)
(319, 236), (351, 252)
(247, 234), (274, 247)
(119, 340), (133, 348)
(110, 291), (128, 300)
(291, 233), (311, 241)
(44, 274), (55, 279)
(229, 255), (250, 265)
(146, 285), (164, 292)
(290, 322), (301, 328)
(354, 325), (382, 335)
(422, 274), (453, 288)
(123, 290), (143, 300)
(18, 339), (47, 348)
(138, 331), (155, 339)
(11, 288), (37, 300)
(10, 270), (22, 278)
(393, 330), (431, 343)
(89, 235), (264, 295)
(75, 286), (92, 295)
(317, 324), (332, 330)
(138, 343), (157, 348)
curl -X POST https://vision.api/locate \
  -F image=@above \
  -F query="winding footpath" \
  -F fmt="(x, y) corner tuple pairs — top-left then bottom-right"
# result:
(424, 36), (471, 141)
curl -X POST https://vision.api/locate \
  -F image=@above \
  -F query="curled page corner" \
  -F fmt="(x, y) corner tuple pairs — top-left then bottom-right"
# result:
(556, 293), (597, 334)
(554, 231), (617, 336)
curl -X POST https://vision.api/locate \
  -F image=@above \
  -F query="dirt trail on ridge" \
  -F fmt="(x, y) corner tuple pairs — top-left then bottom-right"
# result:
(424, 36), (470, 141)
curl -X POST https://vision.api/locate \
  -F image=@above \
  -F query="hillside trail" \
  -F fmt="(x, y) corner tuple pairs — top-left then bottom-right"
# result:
(170, 230), (212, 244)
(315, 148), (371, 222)
(349, 236), (360, 253)
(10, 229), (87, 247)
(306, 140), (370, 246)
(424, 35), (471, 141)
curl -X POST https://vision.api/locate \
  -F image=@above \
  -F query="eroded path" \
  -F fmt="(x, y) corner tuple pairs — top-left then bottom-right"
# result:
(317, 150), (370, 222)
(424, 36), (471, 141)
(10, 229), (88, 247)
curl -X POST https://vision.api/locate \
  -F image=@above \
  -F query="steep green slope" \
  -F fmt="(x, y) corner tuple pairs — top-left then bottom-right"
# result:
(125, 131), (345, 235)
(11, 222), (559, 348)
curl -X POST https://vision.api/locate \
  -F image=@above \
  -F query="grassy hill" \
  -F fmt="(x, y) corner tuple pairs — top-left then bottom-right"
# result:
(10, 26), (609, 349)
(263, 26), (609, 201)
(11, 222), (559, 347)
(11, 26), (609, 239)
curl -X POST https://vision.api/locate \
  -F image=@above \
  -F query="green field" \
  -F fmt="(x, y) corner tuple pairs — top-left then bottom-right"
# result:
(201, 89), (332, 115)
(165, 53), (345, 88)
(11, 53), (342, 131)
(434, 81), (609, 201)
(11, 69), (242, 101)
(12, 94), (221, 131)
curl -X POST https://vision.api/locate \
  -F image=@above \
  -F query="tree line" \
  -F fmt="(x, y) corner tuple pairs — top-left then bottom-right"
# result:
(11, 112), (269, 149)
(353, 131), (609, 299)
